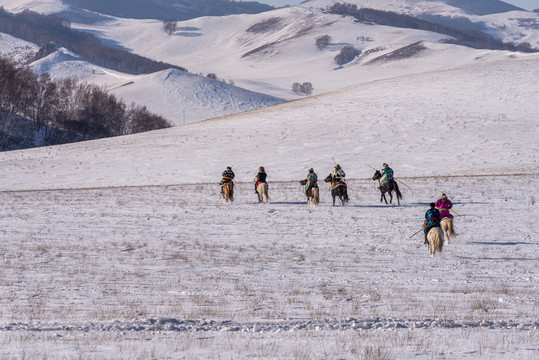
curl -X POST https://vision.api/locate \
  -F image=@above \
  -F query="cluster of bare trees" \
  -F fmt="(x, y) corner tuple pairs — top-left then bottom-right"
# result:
(292, 82), (313, 96)
(0, 57), (170, 151)
(334, 46), (360, 65)
(315, 35), (332, 50)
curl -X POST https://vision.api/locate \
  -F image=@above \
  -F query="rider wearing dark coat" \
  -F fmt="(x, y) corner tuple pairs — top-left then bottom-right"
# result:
(220, 166), (235, 186)
(424, 203), (441, 244)
(254, 166), (267, 193)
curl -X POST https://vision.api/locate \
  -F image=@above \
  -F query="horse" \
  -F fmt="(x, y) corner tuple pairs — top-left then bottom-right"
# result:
(324, 174), (349, 206)
(372, 170), (402, 205)
(440, 217), (456, 244)
(256, 182), (269, 203)
(427, 227), (444, 256)
(222, 181), (234, 203)
(300, 179), (319, 205)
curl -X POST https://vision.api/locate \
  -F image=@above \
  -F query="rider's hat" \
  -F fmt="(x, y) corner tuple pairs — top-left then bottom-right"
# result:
(259, 166), (265, 172)
(308, 168), (314, 173)
(335, 164), (340, 168)
(383, 163), (388, 168)
(441, 193), (447, 199)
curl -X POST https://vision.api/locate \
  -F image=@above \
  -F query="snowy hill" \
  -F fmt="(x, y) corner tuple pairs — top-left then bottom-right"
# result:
(0, 55), (537, 191)
(25, 45), (284, 125)
(59, 1), (539, 99)
(1, 0), (275, 21)
(3, 0), (539, 103)
(0, 32), (39, 64)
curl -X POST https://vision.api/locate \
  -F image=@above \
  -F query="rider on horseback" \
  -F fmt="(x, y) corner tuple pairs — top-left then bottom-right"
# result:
(305, 168), (318, 194)
(435, 194), (453, 219)
(220, 166), (235, 192)
(254, 166), (267, 193)
(379, 163), (393, 188)
(330, 164), (346, 185)
(423, 203), (442, 244)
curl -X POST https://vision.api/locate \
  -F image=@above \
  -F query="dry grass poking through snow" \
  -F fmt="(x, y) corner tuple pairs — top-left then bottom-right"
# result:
(0, 176), (537, 358)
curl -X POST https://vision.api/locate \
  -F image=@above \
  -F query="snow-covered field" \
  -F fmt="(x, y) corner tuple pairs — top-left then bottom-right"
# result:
(0, 175), (537, 358)
(0, 0), (538, 358)
(0, 54), (537, 358)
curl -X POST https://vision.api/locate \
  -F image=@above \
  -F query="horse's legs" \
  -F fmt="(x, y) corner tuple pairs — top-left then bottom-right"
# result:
(389, 191), (393, 204)
(381, 193), (388, 204)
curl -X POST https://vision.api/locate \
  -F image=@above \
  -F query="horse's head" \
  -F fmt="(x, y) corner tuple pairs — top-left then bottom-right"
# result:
(372, 170), (381, 181)
(299, 179), (307, 186)
(324, 174), (332, 183)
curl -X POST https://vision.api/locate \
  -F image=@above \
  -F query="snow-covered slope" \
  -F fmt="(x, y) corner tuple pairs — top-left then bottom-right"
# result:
(2, 0), (68, 14)
(25, 46), (284, 125)
(0, 32), (39, 65)
(4, 0), (538, 108)
(64, 2), (539, 99)
(0, 56), (536, 191)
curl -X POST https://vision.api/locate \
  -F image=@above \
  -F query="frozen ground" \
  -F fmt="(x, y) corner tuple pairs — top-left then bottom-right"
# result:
(0, 175), (537, 358)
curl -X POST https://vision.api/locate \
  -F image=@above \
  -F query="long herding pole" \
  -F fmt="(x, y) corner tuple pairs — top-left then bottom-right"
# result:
(332, 157), (351, 189)
(409, 220), (440, 239)
(450, 208), (461, 217)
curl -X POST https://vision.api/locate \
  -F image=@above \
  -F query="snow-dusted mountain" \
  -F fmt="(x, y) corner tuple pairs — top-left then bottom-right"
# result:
(3, 0), (539, 101)
(0, 32), (39, 64)
(26, 45), (284, 125)
(60, 0), (539, 99)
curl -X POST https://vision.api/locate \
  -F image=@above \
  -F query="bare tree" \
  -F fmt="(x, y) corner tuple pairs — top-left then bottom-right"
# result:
(163, 19), (177, 35)
(292, 82), (313, 96)
(334, 46), (360, 65)
(315, 35), (332, 50)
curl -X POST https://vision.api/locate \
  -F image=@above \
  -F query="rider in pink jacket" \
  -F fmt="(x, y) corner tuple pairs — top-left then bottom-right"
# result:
(435, 194), (453, 219)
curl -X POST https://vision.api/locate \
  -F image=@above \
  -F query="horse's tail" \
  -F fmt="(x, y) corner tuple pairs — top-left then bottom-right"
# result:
(447, 218), (456, 237)
(263, 183), (269, 202)
(394, 181), (403, 200)
(432, 228), (444, 255)
(229, 182), (234, 202)
(312, 187), (319, 205)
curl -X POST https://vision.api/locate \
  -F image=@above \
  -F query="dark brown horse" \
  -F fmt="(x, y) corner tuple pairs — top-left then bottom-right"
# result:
(324, 175), (349, 206)
(372, 170), (402, 205)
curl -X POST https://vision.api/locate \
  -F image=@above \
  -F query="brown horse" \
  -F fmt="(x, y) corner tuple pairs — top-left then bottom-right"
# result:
(440, 217), (456, 244)
(372, 170), (402, 205)
(300, 179), (319, 205)
(324, 174), (349, 206)
(222, 181), (234, 203)
(256, 182), (269, 203)
(427, 227), (444, 256)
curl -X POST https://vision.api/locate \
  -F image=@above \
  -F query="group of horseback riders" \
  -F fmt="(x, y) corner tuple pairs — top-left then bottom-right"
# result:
(423, 193), (454, 243)
(220, 164), (455, 245)
(220, 162), (381, 202)
(219, 165), (268, 193)
(220, 163), (350, 194)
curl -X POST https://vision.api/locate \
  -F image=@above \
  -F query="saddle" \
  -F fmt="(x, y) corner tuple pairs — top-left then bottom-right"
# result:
(331, 181), (346, 190)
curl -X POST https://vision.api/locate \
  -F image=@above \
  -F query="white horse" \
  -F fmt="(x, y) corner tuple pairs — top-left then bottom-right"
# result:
(256, 182), (269, 203)
(440, 217), (456, 244)
(427, 227), (444, 256)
